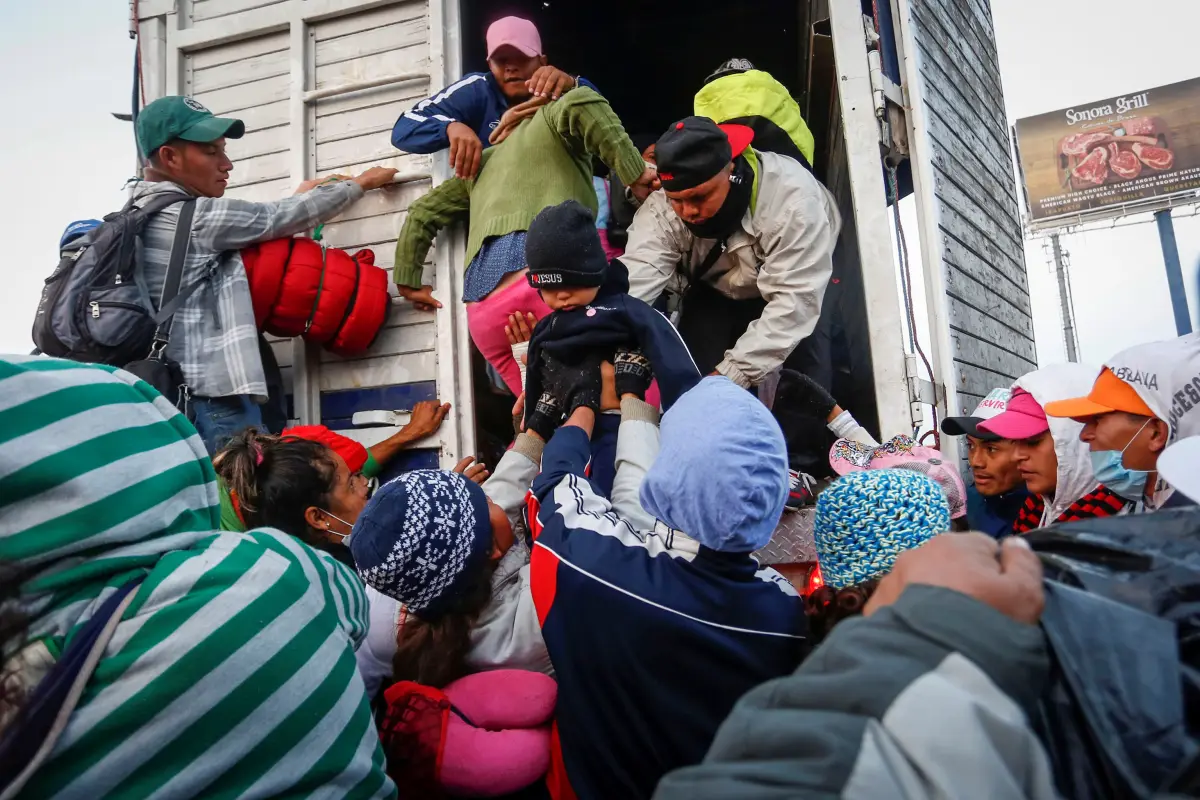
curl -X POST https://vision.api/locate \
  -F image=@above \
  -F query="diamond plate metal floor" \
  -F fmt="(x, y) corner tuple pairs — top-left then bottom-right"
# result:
(754, 506), (817, 564)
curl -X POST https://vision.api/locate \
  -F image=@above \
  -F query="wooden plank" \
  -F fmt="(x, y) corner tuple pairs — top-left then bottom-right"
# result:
(313, 0), (427, 42)
(931, 162), (1025, 258)
(193, 75), (290, 116)
(315, 19), (427, 67)
(314, 81), (430, 119)
(313, 47), (430, 91)
(190, 33), (288, 70)
(914, 0), (1002, 97)
(912, 40), (1009, 157)
(224, 123), (289, 160)
(319, 174), (431, 222)
(935, 197), (1024, 283)
(944, 268), (1031, 340)
(950, 333), (1032, 387)
(319, 321), (435, 363)
(316, 92), (427, 144)
(382, 295), (435, 328)
(923, 0), (1000, 81)
(925, 101), (1019, 210)
(318, 212), (407, 250)
(943, 238), (1031, 315)
(226, 148), (290, 188)
(954, 361), (1021, 399)
(221, 176), (293, 203)
(318, 350), (437, 391)
(191, 47), (290, 94)
(947, 295), (1037, 364)
(213, 99), (290, 132)
(193, 0), (288, 23)
(929, 143), (1023, 256)
(316, 133), (428, 172)
(910, 20), (1006, 133)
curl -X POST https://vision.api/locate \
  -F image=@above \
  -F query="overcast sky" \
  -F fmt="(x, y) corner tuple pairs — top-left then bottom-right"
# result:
(1, 0), (1198, 367)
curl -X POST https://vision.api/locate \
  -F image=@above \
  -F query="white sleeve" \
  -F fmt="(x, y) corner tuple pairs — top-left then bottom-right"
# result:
(622, 192), (690, 304)
(610, 397), (661, 531)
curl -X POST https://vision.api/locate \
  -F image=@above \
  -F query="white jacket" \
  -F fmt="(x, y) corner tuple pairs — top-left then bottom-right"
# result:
(622, 150), (842, 388)
(1015, 364), (1105, 527)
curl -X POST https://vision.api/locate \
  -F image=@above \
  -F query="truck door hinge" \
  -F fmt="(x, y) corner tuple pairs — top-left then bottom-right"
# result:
(905, 355), (944, 429)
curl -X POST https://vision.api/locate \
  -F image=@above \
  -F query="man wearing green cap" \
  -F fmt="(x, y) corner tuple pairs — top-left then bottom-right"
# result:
(133, 95), (398, 454)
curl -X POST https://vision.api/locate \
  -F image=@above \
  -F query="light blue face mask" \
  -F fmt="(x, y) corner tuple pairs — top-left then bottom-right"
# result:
(1088, 418), (1153, 500)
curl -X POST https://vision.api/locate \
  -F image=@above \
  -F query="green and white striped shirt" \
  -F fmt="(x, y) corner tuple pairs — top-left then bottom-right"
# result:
(0, 355), (395, 799)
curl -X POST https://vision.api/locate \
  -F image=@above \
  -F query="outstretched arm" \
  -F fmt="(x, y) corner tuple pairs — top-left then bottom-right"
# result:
(392, 177), (471, 289)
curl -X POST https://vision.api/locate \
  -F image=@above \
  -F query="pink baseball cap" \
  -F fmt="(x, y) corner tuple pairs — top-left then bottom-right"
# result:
(828, 435), (967, 519)
(486, 16), (542, 59)
(976, 387), (1049, 440)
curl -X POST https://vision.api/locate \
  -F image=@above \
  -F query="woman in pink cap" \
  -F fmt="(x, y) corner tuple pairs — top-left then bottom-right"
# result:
(977, 365), (1133, 532)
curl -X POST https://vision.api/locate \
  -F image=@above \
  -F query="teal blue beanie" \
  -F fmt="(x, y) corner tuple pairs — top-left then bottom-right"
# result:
(814, 469), (950, 588)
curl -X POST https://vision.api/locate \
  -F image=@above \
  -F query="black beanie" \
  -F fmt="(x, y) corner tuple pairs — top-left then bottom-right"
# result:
(525, 200), (609, 289)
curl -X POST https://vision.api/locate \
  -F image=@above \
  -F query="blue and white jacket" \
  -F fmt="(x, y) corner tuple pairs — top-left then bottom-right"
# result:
(527, 414), (810, 800)
(391, 71), (598, 153)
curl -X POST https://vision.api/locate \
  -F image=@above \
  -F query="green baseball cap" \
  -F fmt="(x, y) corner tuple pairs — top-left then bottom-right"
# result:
(137, 96), (245, 156)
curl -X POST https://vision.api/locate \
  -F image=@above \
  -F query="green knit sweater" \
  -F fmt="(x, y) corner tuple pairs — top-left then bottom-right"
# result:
(394, 87), (646, 288)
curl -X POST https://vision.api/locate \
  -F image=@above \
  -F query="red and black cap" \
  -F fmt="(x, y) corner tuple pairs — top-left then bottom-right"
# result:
(655, 116), (754, 192)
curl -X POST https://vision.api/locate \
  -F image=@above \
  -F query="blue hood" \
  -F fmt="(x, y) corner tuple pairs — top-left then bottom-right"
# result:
(639, 377), (788, 552)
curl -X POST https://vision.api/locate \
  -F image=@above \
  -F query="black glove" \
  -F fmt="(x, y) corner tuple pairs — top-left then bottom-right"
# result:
(524, 391), (564, 441)
(613, 348), (653, 400)
(776, 369), (837, 419)
(543, 350), (603, 415)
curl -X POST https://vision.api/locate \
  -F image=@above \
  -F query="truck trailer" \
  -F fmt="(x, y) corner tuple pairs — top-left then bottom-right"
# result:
(133, 0), (1036, 566)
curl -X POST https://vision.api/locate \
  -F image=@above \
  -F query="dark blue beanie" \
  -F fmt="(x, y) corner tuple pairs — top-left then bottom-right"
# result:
(351, 469), (493, 619)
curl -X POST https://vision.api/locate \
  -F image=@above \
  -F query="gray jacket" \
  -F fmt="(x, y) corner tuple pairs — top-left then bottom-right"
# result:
(654, 586), (1060, 800)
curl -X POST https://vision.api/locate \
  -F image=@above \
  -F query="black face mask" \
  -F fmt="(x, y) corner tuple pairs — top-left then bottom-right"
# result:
(680, 156), (753, 240)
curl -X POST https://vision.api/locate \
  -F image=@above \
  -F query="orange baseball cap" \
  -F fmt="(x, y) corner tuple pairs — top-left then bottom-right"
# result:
(1043, 367), (1157, 420)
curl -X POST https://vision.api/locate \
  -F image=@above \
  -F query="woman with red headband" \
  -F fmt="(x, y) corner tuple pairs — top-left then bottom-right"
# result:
(211, 401), (483, 562)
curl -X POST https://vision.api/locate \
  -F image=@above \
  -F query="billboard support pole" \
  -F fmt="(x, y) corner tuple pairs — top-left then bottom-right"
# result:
(1049, 233), (1080, 362)
(1155, 209), (1193, 335)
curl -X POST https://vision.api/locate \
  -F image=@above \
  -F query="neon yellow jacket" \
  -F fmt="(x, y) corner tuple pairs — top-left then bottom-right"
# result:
(695, 70), (815, 167)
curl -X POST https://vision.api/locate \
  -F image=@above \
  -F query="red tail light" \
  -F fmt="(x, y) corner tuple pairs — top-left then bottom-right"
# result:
(804, 563), (824, 596)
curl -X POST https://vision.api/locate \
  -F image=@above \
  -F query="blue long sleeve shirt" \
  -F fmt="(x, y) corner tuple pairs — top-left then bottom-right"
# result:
(392, 71), (599, 153)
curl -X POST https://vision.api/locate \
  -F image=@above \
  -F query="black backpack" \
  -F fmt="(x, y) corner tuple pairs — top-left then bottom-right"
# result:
(32, 192), (199, 368)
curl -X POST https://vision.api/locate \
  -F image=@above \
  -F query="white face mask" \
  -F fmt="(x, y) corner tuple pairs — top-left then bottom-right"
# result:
(320, 509), (355, 545)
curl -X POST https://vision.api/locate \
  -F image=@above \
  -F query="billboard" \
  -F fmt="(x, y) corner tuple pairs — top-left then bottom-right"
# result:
(1015, 76), (1200, 226)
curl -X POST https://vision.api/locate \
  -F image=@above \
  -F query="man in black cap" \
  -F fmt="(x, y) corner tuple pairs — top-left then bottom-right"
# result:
(940, 387), (1031, 538)
(620, 115), (840, 487)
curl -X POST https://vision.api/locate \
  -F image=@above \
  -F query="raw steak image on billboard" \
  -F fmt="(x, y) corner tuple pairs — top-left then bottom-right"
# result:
(1015, 76), (1200, 225)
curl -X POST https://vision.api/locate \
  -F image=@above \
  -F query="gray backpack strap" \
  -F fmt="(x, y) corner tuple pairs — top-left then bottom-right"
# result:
(149, 200), (197, 349)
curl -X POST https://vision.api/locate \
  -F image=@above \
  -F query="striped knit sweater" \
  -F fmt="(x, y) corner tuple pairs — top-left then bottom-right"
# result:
(0, 355), (394, 799)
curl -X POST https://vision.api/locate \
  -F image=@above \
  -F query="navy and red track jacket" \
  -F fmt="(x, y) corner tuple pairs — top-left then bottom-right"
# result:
(528, 426), (810, 800)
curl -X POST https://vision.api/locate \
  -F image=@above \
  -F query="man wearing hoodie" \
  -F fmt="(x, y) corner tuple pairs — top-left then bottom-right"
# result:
(1044, 333), (1200, 511)
(527, 376), (809, 800)
(977, 364), (1131, 532)
(940, 388), (1032, 537)
(0, 355), (393, 798)
(133, 95), (397, 454)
